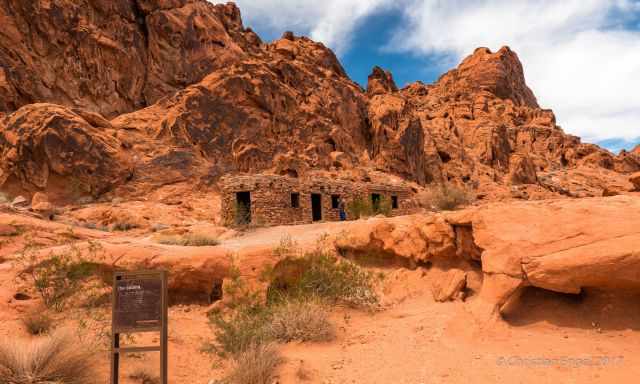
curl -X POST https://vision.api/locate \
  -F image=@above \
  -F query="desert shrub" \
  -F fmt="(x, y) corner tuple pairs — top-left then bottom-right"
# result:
(373, 196), (392, 217)
(156, 233), (220, 247)
(272, 235), (298, 259)
(346, 196), (373, 219)
(17, 241), (105, 311)
(268, 250), (379, 308)
(210, 298), (335, 357)
(264, 300), (335, 343)
(209, 305), (271, 357)
(214, 343), (283, 384)
(419, 184), (472, 211)
(130, 367), (160, 384)
(0, 331), (96, 384)
(22, 312), (54, 335)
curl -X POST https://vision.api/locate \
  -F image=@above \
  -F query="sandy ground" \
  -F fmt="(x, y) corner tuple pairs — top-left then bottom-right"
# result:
(1, 211), (640, 383)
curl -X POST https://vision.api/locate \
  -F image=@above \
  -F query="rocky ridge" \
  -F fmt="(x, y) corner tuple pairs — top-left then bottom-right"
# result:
(0, 0), (638, 203)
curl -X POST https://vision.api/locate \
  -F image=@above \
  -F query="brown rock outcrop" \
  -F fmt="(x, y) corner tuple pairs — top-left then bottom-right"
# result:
(0, 104), (132, 197)
(367, 66), (398, 95)
(0, 0), (259, 118)
(430, 268), (467, 302)
(112, 34), (369, 182)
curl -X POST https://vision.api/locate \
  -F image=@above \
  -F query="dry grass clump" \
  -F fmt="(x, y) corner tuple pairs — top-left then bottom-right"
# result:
(0, 331), (96, 384)
(157, 233), (220, 247)
(215, 343), (283, 384)
(21, 312), (54, 335)
(418, 184), (473, 211)
(209, 300), (335, 357)
(129, 367), (160, 384)
(264, 300), (335, 343)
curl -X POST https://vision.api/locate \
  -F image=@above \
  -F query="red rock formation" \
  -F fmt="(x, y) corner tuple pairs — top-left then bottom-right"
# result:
(0, 0), (260, 118)
(367, 46), (640, 194)
(112, 32), (369, 185)
(0, 1), (638, 200)
(367, 66), (398, 95)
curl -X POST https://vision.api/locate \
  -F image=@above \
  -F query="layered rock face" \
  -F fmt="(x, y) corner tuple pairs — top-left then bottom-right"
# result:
(0, 104), (133, 197)
(0, 0), (259, 118)
(112, 33), (369, 182)
(0, 0), (638, 199)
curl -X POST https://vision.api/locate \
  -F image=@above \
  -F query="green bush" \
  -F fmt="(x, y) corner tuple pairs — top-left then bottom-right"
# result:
(17, 241), (104, 311)
(267, 250), (379, 308)
(209, 305), (271, 357)
(373, 196), (392, 216)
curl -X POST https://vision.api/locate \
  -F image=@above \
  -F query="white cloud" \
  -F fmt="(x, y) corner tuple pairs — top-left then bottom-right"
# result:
(224, 0), (394, 55)
(389, 0), (640, 142)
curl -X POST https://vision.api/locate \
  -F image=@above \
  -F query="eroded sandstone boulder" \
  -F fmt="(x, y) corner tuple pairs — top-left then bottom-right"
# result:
(430, 268), (467, 302)
(0, 104), (132, 196)
(448, 195), (640, 319)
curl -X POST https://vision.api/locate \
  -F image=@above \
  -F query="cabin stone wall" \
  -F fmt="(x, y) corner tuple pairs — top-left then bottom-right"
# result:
(220, 174), (415, 227)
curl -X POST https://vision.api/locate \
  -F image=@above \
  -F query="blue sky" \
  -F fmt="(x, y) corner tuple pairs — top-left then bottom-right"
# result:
(224, 0), (640, 153)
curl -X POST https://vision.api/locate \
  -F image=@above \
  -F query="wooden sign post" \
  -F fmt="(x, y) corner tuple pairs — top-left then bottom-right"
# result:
(111, 270), (168, 384)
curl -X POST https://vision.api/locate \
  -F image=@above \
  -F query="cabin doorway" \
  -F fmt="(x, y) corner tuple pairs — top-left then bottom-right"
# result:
(311, 193), (322, 222)
(235, 191), (251, 225)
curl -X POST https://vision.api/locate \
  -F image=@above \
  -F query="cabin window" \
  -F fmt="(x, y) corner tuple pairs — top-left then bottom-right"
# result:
(391, 196), (399, 209)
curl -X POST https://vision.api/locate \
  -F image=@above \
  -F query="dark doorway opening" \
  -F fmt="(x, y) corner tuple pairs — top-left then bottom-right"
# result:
(291, 192), (300, 208)
(391, 195), (398, 209)
(371, 193), (381, 212)
(331, 195), (340, 209)
(235, 191), (251, 225)
(311, 193), (322, 221)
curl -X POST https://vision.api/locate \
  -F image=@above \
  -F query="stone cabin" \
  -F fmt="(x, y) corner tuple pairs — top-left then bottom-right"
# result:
(220, 174), (415, 226)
